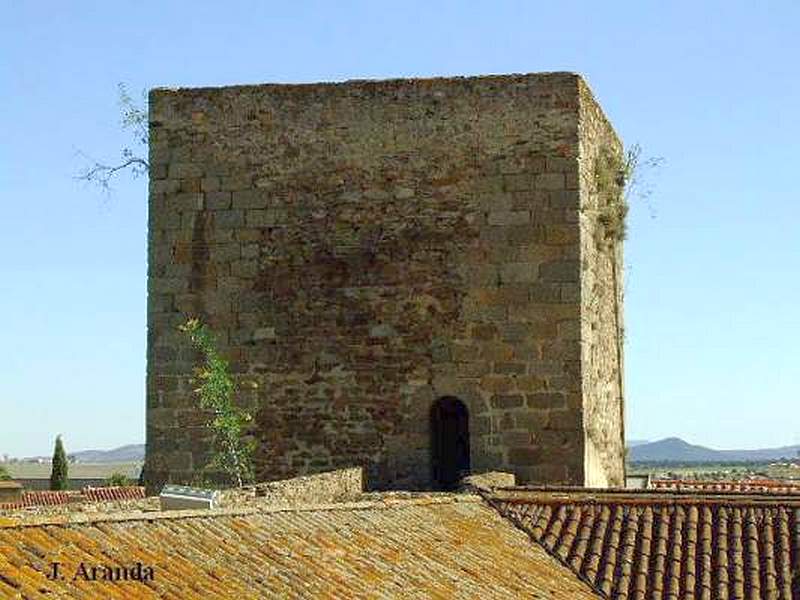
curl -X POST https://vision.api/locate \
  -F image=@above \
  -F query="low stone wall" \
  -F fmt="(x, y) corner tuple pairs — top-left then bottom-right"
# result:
(0, 483), (23, 503)
(461, 471), (516, 492)
(254, 468), (364, 504)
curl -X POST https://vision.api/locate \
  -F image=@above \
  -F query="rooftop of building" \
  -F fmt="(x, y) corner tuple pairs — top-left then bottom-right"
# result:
(651, 478), (800, 495)
(0, 492), (599, 599)
(3, 473), (800, 599)
(491, 486), (800, 599)
(151, 70), (584, 95)
(0, 485), (147, 512)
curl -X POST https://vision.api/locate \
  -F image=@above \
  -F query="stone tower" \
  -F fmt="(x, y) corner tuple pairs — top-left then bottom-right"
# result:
(144, 72), (625, 491)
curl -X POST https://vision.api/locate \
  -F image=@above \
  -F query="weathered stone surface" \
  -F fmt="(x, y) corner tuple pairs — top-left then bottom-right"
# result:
(577, 77), (626, 487)
(144, 72), (624, 492)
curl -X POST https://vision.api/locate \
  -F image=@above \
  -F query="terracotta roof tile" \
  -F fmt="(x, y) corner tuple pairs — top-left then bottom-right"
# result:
(0, 490), (76, 510)
(0, 495), (602, 598)
(0, 487), (145, 511)
(82, 486), (146, 503)
(490, 488), (800, 600)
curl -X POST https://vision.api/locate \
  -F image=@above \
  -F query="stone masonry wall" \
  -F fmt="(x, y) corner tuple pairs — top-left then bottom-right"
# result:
(144, 73), (624, 491)
(577, 79), (626, 487)
(253, 467), (363, 505)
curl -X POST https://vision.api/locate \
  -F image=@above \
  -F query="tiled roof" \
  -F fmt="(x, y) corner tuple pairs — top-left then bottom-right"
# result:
(491, 488), (800, 600)
(82, 485), (146, 503)
(0, 495), (601, 599)
(651, 479), (800, 495)
(0, 486), (145, 510)
(0, 490), (76, 509)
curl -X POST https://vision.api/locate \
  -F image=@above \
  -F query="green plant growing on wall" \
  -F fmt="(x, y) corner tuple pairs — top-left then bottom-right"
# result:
(594, 143), (663, 246)
(49, 435), (69, 491)
(180, 318), (255, 488)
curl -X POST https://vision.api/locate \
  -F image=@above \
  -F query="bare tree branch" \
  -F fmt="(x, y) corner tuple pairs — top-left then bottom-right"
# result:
(76, 82), (150, 193)
(76, 155), (150, 191)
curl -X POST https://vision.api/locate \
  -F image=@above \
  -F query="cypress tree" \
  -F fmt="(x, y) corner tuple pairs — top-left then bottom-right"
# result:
(49, 435), (69, 491)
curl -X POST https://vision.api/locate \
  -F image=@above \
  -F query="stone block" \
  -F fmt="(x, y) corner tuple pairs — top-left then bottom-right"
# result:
(535, 173), (565, 190)
(479, 375), (515, 394)
(503, 174), (533, 192)
(169, 163), (203, 179)
(233, 189), (269, 209)
(172, 192), (204, 211)
(560, 283), (580, 303)
(481, 341), (515, 362)
(501, 431), (533, 446)
(151, 277), (188, 294)
(546, 224), (579, 245)
(253, 327), (276, 341)
(515, 375), (548, 393)
(214, 210), (245, 229)
(246, 209), (288, 227)
(369, 323), (397, 338)
(220, 174), (253, 191)
(493, 362), (526, 375)
(539, 259), (579, 282)
(549, 190), (580, 209)
(393, 187), (414, 200)
(491, 394), (524, 409)
(527, 392), (567, 410)
(150, 163), (168, 179)
(479, 192), (513, 211)
(508, 447), (543, 466)
(151, 179), (180, 195)
(488, 210), (530, 226)
(528, 283), (562, 303)
(546, 157), (574, 172)
(499, 262), (537, 284)
(231, 259), (259, 278)
(201, 177), (221, 192)
(179, 178), (201, 193)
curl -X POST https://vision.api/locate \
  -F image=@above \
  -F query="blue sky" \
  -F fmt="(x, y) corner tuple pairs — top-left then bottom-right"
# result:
(1, 1), (798, 456)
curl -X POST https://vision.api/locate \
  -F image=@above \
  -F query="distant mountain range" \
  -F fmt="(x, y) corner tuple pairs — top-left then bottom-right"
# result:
(70, 444), (145, 463)
(14, 444), (145, 463)
(11, 438), (799, 465)
(628, 437), (800, 463)
(626, 439), (650, 447)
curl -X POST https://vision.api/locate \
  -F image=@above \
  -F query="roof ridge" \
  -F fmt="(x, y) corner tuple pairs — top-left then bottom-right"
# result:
(0, 492), (481, 530)
(479, 490), (605, 597)
(492, 488), (800, 507)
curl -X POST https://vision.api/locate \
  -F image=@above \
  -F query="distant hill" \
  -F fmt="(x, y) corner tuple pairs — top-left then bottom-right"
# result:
(630, 437), (800, 463)
(70, 444), (144, 463)
(626, 439), (650, 447)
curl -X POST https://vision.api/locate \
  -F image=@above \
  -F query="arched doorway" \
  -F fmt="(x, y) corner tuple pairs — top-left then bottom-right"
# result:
(430, 396), (470, 490)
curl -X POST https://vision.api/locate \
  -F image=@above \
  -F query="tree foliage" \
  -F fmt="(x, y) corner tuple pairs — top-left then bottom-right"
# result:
(106, 472), (131, 487)
(180, 318), (255, 487)
(0, 465), (11, 481)
(49, 435), (69, 491)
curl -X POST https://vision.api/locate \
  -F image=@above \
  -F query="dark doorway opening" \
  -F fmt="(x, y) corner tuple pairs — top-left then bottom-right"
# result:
(430, 396), (470, 490)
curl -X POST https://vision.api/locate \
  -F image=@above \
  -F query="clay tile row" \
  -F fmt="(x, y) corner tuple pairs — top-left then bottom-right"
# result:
(494, 496), (800, 600)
